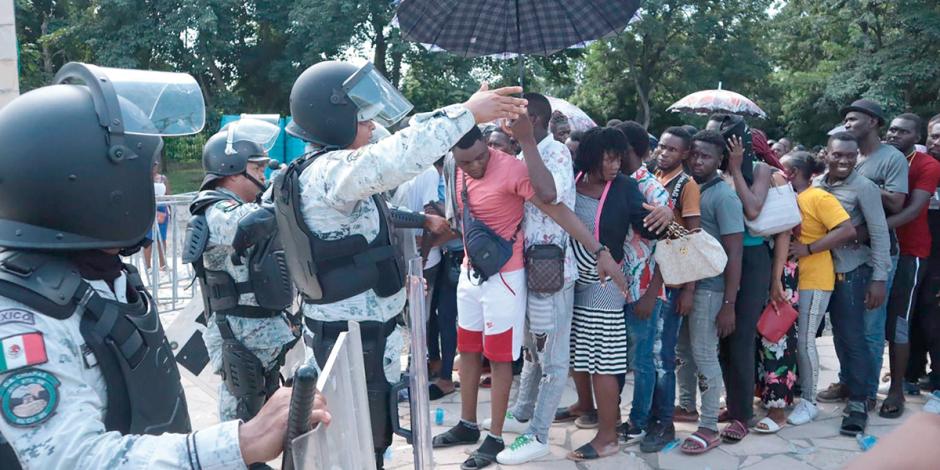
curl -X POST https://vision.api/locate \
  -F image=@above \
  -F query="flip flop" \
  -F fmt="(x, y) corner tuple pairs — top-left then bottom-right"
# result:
(554, 407), (588, 423)
(754, 417), (783, 434)
(721, 419), (748, 443)
(680, 431), (720, 455)
(429, 383), (456, 401)
(878, 396), (904, 419)
(566, 442), (619, 461)
(840, 410), (868, 437)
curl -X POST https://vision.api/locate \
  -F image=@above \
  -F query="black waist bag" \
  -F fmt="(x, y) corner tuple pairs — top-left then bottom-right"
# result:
(460, 172), (517, 282)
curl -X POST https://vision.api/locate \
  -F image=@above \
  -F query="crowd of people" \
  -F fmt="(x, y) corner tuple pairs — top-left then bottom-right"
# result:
(394, 94), (940, 466)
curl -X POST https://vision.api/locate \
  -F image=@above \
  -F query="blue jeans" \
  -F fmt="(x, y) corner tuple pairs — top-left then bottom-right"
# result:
(650, 288), (683, 424)
(830, 265), (873, 405)
(837, 255), (897, 399)
(624, 299), (663, 429)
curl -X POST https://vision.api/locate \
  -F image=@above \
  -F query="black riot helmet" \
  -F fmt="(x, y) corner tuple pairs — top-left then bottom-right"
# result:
(200, 118), (280, 190)
(0, 62), (206, 250)
(286, 61), (413, 148)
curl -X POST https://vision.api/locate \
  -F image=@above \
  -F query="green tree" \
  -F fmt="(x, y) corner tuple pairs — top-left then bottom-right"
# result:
(571, 0), (774, 130)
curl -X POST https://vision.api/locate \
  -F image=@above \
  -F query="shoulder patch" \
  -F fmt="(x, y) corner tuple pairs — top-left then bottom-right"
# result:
(0, 332), (48, 373)
(216, 200), (241, 213)
(0, 368), (60, 427)
(0, 309), (34, 326)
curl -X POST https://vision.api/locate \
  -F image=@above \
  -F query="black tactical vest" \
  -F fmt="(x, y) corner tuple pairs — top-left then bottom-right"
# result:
(273, 150), (404, 304)
(184, 190), (293, 318)
(0, 250), (191, 468)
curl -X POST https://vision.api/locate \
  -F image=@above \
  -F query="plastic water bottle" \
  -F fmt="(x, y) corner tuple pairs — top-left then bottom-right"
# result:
(662, 438), (681, 453)
(856, 433), (877, 451)
(435, 407), (445, 425)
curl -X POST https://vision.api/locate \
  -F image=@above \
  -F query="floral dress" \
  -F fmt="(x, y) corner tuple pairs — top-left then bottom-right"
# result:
(756, 259), (799, 408)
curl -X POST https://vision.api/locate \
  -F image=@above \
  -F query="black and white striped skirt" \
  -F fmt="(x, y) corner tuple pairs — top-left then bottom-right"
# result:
(569, 282), (628, 375)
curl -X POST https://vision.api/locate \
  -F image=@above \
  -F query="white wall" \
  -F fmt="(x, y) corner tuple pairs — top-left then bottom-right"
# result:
(0, 0), (18, 109)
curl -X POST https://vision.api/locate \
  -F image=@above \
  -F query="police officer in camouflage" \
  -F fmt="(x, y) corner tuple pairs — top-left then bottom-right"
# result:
(274, 60), (528, 468)
(0, 63), (329, 470)
(183, 120), (299, 440)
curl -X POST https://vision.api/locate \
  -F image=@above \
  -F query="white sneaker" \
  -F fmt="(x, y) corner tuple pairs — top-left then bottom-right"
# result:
(497, 434), (549, 465)
(482, 411), (528, 434)
(787, 400), (819, 426)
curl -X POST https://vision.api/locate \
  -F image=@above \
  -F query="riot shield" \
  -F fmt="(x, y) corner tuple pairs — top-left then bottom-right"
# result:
(291, 321), (376, 470)
(404, 257), (435, 468)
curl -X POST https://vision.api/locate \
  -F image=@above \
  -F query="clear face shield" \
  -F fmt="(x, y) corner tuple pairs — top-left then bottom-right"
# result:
(219, 118), (281, 157)
(342, 62), (413, 128)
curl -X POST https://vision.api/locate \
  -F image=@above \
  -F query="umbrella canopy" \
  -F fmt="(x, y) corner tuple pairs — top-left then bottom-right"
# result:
(394, 0), (641, 58)
(547, 96), (596, 132)
(667, 89), (767, 119)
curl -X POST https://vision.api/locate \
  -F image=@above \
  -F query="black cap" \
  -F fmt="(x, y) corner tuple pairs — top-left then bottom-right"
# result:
(840, 99), (885, 125)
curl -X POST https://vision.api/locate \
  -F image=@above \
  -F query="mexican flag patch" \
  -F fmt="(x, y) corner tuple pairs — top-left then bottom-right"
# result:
(0, 333), (48, 373)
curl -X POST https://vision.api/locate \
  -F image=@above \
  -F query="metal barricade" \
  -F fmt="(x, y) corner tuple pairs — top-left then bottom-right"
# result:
(125, 193), (197, 313)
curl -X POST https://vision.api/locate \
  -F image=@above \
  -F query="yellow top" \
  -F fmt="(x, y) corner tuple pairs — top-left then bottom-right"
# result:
(797, 187), (851, 291)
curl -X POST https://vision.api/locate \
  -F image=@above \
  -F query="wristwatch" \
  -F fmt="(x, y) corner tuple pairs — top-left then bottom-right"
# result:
(592, 245), (610, 257)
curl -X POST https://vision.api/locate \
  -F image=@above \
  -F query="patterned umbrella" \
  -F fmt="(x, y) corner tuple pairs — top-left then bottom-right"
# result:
(394, 0), (641, 58)
(546, 96), (596, 132)
(667, 89), (767, 119)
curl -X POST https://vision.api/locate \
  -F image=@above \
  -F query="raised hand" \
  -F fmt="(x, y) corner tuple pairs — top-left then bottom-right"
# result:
(463, 82), (528, 124)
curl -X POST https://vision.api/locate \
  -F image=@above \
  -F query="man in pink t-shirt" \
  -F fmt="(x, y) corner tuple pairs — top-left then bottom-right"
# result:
(433, 123), (628, 467)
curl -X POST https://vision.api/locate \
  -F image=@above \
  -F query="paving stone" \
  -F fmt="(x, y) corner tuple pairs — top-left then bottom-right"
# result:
(741, 455), (764, 467)
(657, 447), (740, 470)
(744, 454), (816, 470)
(777, 418), (842, 439)
(794, 448), (859, 469)
(720, 434), (793, 456)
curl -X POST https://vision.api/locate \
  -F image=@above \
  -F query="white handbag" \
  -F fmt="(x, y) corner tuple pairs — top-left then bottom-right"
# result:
(654, 223), (728, 286)
(744, 183), (802, 237)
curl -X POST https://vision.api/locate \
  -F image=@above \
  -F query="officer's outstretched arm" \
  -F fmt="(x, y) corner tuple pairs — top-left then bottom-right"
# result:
(0, 311), (245, 470)
(319, 106), (477, 209)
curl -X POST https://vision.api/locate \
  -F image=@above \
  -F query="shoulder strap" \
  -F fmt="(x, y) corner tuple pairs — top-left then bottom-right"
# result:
(670, 173), (690, 212)
(699, 175), (724, 193)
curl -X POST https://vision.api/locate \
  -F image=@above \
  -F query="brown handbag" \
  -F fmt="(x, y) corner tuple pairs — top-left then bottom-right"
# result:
(525, 244), (565, 293)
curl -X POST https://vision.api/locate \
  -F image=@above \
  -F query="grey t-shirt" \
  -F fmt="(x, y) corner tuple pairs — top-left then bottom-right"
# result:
(855, 143), (908, 195)
(697, 176), (745, 292)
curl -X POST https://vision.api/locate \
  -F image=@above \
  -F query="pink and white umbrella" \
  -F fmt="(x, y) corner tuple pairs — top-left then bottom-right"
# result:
(667, 89), (767, 119)
(547, 96), (597, 132)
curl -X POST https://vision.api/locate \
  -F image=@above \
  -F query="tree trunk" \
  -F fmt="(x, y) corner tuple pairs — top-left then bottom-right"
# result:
(634, 74), (652, 129)
(40, 14), (53, 76)
(371, 15), (388, 76)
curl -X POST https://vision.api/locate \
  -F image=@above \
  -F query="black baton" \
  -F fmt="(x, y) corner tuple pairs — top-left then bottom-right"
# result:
(282, 365), (318, 470)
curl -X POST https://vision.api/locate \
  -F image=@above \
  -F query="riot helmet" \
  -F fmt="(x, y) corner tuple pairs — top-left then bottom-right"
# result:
(200, 118), (280, 190)
(286, 61), (413, 148)
(0, 63), (205, 251)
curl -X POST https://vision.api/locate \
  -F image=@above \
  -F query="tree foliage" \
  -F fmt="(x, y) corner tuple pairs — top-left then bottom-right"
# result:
(13, 0), (940, 160)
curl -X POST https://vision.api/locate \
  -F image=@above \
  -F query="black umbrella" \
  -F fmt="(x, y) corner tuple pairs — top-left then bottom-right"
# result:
(395, 0), (641, 86)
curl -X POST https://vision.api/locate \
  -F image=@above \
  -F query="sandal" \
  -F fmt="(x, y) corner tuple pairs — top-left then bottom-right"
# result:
(566, 442), (619, 461)
(721, 419), (748, 443)
(840, 410), (868, 437)
(432, 422), (480, 448)
(754, 417), (783, 434)
(718, 407), (731, 423)
(460, 435), (504, 469)
(480, 376), (492, 388)
(428, 383), (455, 401)
(680, 430), (720, 455)
(878, 395), (905, 419)
(554, 406), (591, 423)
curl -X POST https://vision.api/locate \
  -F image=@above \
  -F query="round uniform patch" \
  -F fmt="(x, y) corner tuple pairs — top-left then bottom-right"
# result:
(0, 369), (60, 427)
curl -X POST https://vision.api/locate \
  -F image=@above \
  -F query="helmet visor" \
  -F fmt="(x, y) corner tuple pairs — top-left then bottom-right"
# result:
(100, 66), (206, 136)
(343, 62), (413, 128)
(220, 118), (281, 154)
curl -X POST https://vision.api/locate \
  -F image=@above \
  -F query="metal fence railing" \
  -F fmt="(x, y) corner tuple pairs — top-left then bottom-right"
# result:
(124, 193), (198, 313)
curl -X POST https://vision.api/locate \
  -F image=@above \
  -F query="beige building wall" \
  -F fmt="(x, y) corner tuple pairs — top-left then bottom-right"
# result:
(0, 0), (17, 109)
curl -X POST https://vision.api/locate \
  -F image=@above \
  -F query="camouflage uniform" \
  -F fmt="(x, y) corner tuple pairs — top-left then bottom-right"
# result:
(201, 188), (297, 421)
(298, 104), (475, 383)
(0, 273), (246, 470)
